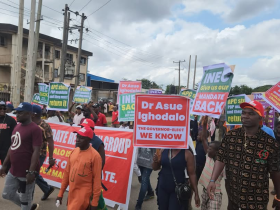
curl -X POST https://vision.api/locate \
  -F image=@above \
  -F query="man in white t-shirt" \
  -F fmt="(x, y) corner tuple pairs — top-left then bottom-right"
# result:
(68, 103), (85, 125)
(47, 111), (63, 123)
(103, 103), (108, 116)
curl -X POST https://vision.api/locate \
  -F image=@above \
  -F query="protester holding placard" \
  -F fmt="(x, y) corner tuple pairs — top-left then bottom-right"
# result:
(152, 148), (200, 210)
(47, 110), (63, 123)
(68, 102), (85, 125)
(207, 100), (280, 210)
(93, 103), (107, 127)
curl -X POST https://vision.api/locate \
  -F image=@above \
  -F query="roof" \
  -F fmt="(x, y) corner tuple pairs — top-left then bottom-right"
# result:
(0, 23), (92, 56)
(87, 74), (115, 84)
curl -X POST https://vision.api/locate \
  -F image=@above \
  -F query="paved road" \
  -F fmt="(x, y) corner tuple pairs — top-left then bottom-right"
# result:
(0, 171), (276, 210)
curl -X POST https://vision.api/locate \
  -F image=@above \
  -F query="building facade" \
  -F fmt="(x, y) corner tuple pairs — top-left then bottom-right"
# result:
(0, 23), (92, 102)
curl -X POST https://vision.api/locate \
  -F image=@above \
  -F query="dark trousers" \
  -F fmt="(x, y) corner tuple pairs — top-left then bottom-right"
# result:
(136, 166), (153, 207)
(35, 155), (51, 194)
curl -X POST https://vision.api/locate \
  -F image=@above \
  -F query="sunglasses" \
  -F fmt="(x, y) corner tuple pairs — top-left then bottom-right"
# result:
(0, 107), (6, 110)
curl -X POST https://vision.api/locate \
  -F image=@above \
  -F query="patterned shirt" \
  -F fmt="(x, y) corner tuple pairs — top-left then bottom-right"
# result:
(217, 127), (280, 210)
(38, 120), (53, 156)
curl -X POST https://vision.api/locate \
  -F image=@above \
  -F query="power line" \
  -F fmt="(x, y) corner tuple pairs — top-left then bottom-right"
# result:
(87, 0), (112, 17)
(79, 0), (92, 12)
(69, 0), (76, 7)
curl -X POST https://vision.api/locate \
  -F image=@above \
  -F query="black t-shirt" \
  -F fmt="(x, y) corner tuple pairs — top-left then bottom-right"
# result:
(0, 114), (17, 154)
(274, 132), (280, 142)
(195, 140), (206, 166)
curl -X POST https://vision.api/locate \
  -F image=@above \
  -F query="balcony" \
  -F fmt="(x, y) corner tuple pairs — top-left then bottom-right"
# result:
(0, 55), (12, 65)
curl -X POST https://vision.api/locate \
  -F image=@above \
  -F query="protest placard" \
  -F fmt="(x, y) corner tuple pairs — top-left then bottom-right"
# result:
(191, 63), (234, 118)
(73, 86), (92, 104)
(48, 82), (70, 111)
(119, 93), (135, 122)
(38, 83), (49, 105)
(118, 81), (142, 103)
(180, 89), (199, 121)
(253, 92), (275, 129)
(31, 93), (44, 108)
(148, 89), (163, 94)
(134, 94), (190, 148)
(262, 81), (280, 113)
(226, 94), (251, 125)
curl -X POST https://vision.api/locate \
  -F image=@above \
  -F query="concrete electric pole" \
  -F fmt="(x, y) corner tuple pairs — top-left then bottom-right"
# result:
(174, 60), (185, 94)
(60, 4), (70, 82)
(193, 55), (197, 89)
(74, 13), (86, 89)
(24, 0), (36, 102)
(12, 0), (24, 106)
(187, 55), (191, 89)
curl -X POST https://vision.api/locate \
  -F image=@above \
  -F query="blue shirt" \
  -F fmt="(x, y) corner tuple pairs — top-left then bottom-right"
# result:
(90, 134), (104, 151)
(261, 125), (275, 138)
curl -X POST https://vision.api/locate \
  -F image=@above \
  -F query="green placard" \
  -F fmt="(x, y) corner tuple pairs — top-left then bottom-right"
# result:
(119, 93), (135, 121)
(180, 89), (196, 99)
(73, 86), (92, 104)
(32, 93), (41, 104)
(38, 83), (49, 105)
(48, 82), (70, 111)
(226, 95), (246, 125)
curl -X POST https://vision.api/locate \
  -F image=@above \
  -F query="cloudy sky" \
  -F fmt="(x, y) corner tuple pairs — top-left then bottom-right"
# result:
(1, 0), (280, 89)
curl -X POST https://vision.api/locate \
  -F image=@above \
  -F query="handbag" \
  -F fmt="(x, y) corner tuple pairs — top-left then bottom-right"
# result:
(169, 149), (192, 202)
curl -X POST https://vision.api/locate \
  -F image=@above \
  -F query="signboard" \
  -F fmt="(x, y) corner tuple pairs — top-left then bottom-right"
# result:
(3, 116), (135, 210)
(38, 83), (49, 105)
(134, 94), (190, 148)
(48, 82), (70, 111)
(31, 93), (44, 108)
(148, 89), (163, 94)
(262, 82), (280, 113)
(225, 94), (251, 125)
(118, 81), (142, 103)
(253, 92), (275, 129)
(180, 89), (199, 121)
(191, 63), (234, 118)
(73, 86), (92, 104)
(119, 93), (135, 122)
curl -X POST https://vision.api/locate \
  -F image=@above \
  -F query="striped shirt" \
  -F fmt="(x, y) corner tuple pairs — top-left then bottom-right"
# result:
(199, 155), (225, 193)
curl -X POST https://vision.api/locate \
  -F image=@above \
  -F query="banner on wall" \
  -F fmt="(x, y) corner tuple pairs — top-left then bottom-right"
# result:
(2, 116), (135, 210)
(38, 83), (49, 105)
(134, 94), (190, 148)
(253, 92), (275, 129)
(225, 94), (251, 125)
(191, 63), (234, 118)
(148, 89), (163, 94)
(73, 86), (92, 104)
(117, 81), (142, 103)
(262, 82), (280, 113)
(119, 93), (135, 122)
(48, 82), (70, 111)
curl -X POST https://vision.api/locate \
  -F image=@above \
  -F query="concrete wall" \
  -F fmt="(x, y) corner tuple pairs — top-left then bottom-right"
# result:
(0, 67), (11, 84)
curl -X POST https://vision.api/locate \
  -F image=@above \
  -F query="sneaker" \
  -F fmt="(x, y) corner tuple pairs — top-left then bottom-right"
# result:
(30, 203), (39, 210)
(143, 191), (155, 201)
(138, 176), (142, 184)
(41, 186), (55, 201)
(135, 205), (141, 210)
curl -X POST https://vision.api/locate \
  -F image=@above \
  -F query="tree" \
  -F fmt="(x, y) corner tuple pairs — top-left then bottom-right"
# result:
(137, 78), (160, 89)
(230, 85), (252, 96)
(253, 85), (273, 92)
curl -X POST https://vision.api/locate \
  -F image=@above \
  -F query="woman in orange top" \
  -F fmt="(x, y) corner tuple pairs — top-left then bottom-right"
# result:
(56, 127), (102, 210)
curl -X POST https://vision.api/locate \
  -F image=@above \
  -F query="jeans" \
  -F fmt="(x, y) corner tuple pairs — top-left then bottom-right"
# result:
(35, 155), (51, 194)
(2, 172), (35, 210)
(136, 166), (153, 207)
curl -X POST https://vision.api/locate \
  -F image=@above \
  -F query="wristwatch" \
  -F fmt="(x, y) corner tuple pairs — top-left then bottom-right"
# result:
(26, 170), (37, 175)
(210, 180), (215, 183)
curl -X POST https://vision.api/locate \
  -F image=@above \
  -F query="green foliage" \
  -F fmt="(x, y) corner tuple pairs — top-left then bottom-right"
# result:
(137, 78), (160, 89)
(252, 85), (273, 92)
(230, 85), (253, 95)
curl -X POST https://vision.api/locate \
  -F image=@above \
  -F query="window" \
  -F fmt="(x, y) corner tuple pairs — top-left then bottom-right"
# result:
(79, 73), (85, 82)
(66, 53), (73, 62)
(64, 67), (74, 80)
(0, 36), (6, 47)
(55, 50), (60, 59)
(54, 69), (58, 78)
(80, 57), (86, 65)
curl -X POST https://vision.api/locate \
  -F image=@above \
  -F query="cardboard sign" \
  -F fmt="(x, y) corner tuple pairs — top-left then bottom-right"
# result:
(38, 83), (49, 105)
(191, 63), (234, 118)
(226, 95), (251, 125)
(119, 93), (135, 122)
(253, 92), (275, 129)
(118, 81), (142, 103)
(73, 86), (92, 104)
(148, 89), (163, 94)
(31, 93), (44, 108)
(48, 82), (70, 111)
(262, 82), (280, 113)
(134, 94), (190, 148)
(180, 89), (200, 121)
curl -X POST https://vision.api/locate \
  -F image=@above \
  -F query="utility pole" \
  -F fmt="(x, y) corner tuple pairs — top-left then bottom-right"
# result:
(173, 60), (185, 94)
(74, 13), (86, 89)
(187, 55), (191, 89)
(12, 0), (24, 107)
(32, 0), (42, 85)
(193, 55), (197, 89)
(24, 0), (36, 102)
(60, 4), (70, 82)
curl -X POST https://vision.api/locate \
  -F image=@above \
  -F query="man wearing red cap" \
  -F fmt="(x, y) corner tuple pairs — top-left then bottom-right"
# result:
(207, 100), (280, 210)
(56, 127), (102, 210)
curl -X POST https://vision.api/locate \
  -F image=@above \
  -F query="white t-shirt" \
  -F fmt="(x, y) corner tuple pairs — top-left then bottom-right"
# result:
(119, 125), (129, 129)
(104, 104), (108, 113)
(47, 116), (60, 123)
(73, 113), (85, 125)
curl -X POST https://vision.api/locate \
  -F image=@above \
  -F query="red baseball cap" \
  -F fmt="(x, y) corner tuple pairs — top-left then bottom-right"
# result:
(74, 127), (94, 139)
(240, 100), (265, 117)
(81, 118), (95, 128)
